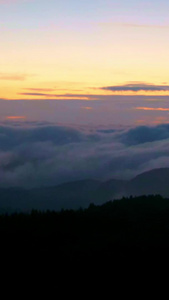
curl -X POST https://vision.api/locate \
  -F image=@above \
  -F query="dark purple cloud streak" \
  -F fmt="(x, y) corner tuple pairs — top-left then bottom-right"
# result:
(101, 82), (169, 92)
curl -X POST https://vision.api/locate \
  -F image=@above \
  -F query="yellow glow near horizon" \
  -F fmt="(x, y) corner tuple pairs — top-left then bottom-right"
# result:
(1, 86), (169, 100)
(1, 1), (169, 100)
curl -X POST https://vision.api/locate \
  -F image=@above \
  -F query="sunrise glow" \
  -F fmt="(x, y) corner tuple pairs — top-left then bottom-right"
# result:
(0, 0), (169, 100)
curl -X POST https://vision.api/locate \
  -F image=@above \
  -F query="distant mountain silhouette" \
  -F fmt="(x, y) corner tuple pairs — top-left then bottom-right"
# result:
(0, 168), (169, 212)
(127, 168), (169, 197)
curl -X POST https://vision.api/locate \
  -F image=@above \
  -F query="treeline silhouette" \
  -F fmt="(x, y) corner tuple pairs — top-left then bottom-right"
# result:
(1, 194), (169, 268)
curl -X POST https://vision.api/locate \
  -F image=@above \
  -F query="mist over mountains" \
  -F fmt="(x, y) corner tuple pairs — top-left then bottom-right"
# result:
(0, 122), (169, 211)
(1, 121), (169, 188)
(0, 168), (169, 212)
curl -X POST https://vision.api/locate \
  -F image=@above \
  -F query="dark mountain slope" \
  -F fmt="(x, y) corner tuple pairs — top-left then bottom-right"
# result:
(0, 168), (169, 212)
(127, 168), (169, 197)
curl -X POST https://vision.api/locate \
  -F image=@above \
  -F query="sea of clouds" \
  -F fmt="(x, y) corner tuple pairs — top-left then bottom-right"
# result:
(0, 121), (169, 187)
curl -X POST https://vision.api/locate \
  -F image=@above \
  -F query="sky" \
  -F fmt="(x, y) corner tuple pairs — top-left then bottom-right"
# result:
(0, 0), (169, 101)
(1, 0), (169, 187)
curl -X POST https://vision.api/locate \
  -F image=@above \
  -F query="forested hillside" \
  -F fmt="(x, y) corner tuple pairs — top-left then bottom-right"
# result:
(1, 194), (169, 267)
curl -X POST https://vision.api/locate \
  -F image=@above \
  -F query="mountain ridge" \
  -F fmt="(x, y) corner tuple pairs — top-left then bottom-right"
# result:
(0, 168), (169, 212)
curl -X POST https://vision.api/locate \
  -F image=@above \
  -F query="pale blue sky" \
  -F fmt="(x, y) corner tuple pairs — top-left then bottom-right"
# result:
(1, 0), (169, 28)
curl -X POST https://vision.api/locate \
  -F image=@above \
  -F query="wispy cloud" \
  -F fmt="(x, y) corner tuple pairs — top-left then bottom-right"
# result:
(23, 88), (56, 92)
(99, 22), (169, 29)
(0, 73), (32, 81)
(23, 88), (83, 92)
(81, 107), (93, 110)
(135, 107), (169, 111)
(5, 116), (26, 120)
(20, 93), (54, 97)
(19, 92), (98, 100)
(123, 23), (169, 29)
(101, 82), (169, 93)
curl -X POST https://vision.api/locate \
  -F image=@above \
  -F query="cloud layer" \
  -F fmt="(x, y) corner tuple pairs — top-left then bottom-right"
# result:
(0, 122), (169, 187)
